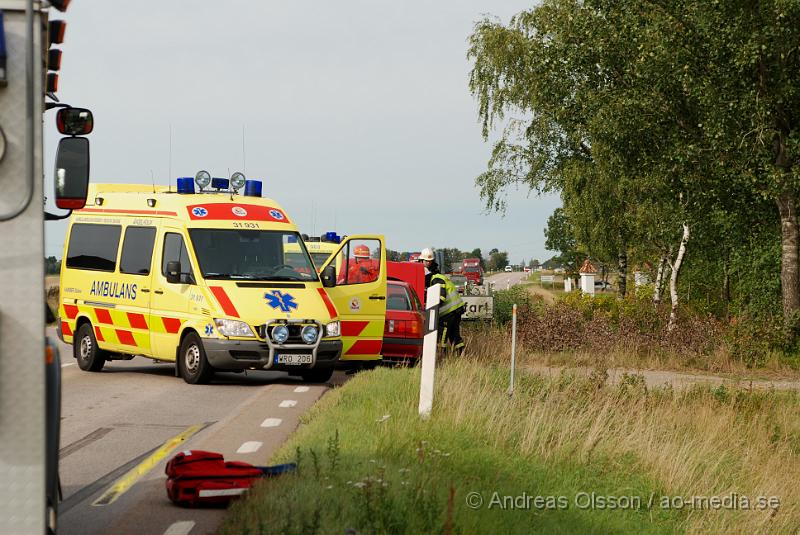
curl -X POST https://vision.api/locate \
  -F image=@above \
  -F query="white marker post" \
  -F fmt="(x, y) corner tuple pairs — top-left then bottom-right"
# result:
(508, 304), (518, 396)
(418, 283), (441, 419)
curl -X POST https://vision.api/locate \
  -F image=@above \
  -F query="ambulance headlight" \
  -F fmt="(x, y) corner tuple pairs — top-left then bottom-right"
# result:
(271, 324), (289, 344)
(195, 170), (212, 189)
(230, 171), (246, 191)
(324, 321), (340, 337)
(214, 319), (255, 338)
(301, 325), (319, 344)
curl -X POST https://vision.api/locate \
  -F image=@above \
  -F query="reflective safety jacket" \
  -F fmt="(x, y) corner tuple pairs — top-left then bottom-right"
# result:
(430, 273), (466, 316)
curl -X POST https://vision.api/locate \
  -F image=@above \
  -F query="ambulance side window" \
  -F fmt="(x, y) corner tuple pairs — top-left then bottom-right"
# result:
(120, 227), (156, 275)
(335, 239), (381, 285)
(66, 223), (121, 272)
(162, 233), (194, 284)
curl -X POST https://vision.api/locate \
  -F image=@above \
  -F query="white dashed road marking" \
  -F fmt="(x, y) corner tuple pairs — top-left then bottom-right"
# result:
(236, 441), (263, 454)
(61, 362), (74, 368)
(261, 418), (282, 428)
(293, 386), (310, 393)
(279, 400), (297, 408)
(163, 520), (195, 535)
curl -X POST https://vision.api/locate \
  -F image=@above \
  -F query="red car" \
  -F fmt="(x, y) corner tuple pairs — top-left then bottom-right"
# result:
(382, 280), (424, 364)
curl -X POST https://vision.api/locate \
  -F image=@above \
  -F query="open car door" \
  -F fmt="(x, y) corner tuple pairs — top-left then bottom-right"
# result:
(321, 235), (387, 362)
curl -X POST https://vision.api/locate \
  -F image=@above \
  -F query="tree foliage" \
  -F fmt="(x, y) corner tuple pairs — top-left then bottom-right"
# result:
(469, 0), (800, 330)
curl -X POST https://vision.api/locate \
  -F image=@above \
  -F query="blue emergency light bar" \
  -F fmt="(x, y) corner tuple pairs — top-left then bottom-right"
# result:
(176, 177), (195, 194)
(211, 177), (229, 190)
(244, 180), (262, 197)
(323, 231), (341, 243)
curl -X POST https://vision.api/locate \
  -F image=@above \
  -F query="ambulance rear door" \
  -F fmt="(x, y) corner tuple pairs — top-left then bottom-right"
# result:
(321, 235), (387, 361)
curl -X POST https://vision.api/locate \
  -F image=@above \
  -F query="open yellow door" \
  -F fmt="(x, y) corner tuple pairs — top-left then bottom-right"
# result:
(321, 235), (387, 361)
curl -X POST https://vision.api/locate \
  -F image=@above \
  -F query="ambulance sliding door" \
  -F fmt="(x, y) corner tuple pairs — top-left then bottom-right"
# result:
(322, 235), (387, 361)
(109, 223), (159, 355)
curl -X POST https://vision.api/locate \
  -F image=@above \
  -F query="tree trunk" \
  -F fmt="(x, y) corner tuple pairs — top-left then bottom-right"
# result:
(722, 258), (730, 308)
(617, 249), (627, 298)
(777, 192), (800, 327)
(667, 224), (690, 331)
(653, 248), (670, 305)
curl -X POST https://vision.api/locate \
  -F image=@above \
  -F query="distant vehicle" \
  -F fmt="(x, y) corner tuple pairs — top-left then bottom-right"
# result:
(303, 231), (343, 271)
(595, 280), (613, 291)
(449, 273), (468, 294)
(504, 265), (513, 272)
(408, 252), (421, 262)
(382, 281), (424, 364)
(462, 258), (484, 285)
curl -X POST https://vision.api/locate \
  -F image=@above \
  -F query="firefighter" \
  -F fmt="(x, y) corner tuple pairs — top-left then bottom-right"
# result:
(345, 244), (378, 284)
(418, 248), (466, 354)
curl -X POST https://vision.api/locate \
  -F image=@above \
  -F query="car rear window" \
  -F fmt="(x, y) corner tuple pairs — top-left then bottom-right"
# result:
(387, 284), (411, 311)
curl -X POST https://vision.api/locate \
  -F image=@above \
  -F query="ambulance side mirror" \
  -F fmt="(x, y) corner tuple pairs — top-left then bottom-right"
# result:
(166, 261), (181, 284)
(321, 265), (336, 288)
(54, 137), (90, 210)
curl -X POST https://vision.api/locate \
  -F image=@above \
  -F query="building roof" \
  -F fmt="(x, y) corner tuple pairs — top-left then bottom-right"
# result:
(579, 259), (597, 274)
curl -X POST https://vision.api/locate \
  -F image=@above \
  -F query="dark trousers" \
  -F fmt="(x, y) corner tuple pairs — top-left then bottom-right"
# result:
(438, 307), (465, 354)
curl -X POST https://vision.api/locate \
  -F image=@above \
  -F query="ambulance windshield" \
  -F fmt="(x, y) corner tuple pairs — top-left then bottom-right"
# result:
(187, 229), (318, 282)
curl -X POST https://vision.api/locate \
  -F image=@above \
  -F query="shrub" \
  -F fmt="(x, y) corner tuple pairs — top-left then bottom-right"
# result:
(491, 285), (541, 324)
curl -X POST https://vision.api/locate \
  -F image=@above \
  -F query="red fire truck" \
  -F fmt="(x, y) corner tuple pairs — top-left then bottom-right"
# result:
(461, 258), (484, 286)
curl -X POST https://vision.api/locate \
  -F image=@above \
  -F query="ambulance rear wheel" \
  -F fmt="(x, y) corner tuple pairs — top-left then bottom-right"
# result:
(178, 333), (214, 385)
(74, 323), (106, 372)
(300, 366), (334, 383)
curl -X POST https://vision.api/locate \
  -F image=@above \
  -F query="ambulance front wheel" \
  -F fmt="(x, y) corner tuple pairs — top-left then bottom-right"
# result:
(300, 366), (334, 383)
(74, 323), (106, 372)
(178, 332), (214, 385)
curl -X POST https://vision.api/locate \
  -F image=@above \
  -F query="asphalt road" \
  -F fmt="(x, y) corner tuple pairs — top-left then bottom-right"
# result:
(49, 326), (347, 535)
(485, 269), (529, 291)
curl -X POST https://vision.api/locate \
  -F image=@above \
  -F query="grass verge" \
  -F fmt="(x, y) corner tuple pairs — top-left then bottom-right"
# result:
(218, 360), (797, 534)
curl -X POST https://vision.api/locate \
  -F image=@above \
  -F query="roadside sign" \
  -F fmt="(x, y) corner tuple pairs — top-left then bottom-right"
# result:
(540, 275), (555, 283)
(463, 296), (493, 320)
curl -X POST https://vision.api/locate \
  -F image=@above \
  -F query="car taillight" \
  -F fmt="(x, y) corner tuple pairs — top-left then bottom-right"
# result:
(409, 317), (421, 336)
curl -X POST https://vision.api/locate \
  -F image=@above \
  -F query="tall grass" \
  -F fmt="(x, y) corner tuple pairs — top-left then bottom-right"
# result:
(219, 359), (799, 534)
(463, 322), (798, 378)
(480, 288), (800, 376)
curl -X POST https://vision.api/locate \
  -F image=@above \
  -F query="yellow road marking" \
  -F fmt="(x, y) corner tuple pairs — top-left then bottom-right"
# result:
(92, 423), (204, 506)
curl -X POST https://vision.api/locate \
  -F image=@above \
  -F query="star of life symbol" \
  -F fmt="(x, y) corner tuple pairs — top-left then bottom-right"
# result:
(232, 206), (248, 217)
(269, 209), (284, 220)
(204, 324), (214, 336)
(192, 206), (208, 217)
(265, 290), (298, 313)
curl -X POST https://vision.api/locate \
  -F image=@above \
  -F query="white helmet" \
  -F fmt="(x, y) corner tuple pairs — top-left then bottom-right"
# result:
(418, 247), (434, 261)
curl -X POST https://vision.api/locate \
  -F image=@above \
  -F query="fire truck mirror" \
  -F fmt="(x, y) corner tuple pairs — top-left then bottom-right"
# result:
(56, 107), (94, 135)
(321, 264), (336, 288)
(54, 137), (90, 210)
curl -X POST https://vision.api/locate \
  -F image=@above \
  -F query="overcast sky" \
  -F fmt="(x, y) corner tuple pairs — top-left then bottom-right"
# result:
(44, 0), (560, 264)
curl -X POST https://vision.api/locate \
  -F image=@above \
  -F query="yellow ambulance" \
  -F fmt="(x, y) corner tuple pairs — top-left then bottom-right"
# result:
(304, 232), (342, 270)
(57, 172), (388, 384)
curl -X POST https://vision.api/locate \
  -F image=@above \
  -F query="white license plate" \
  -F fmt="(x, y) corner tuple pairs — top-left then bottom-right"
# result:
(276, 354), (312, 365)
